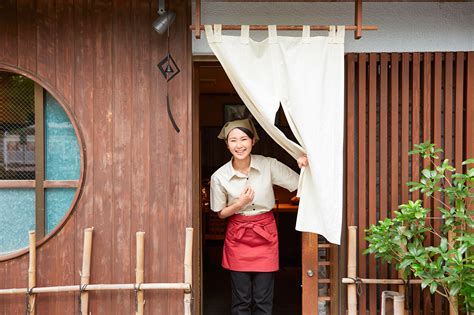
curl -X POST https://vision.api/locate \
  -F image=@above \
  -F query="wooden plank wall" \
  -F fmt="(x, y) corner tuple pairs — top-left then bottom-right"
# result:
(345, 52), (474, 314)
(0, 1), (192, 314)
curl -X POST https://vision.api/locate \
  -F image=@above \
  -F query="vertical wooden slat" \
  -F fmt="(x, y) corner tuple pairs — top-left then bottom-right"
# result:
(466, 52), (474, 163)
(422, 52), (433, 314)
(346, 54), (356, 228)
(74, 0), (95, 313)
(390, 53), (400, 286)
(111, 0), (133, 313)
(0, 0), (18, 65)
(411, 52), (421, 315)
(91, 0), (113, 313)
(149, 0), (169, 312)
(302, 233), (318, 315)
(17, 0), (37, 71)
(357, 53), (367, 315)
(454, 52), (464, 172)
(433, 57), (442, 315)
(401, 53), (410, 204)
(55, 0), (75, 105)
(379, 53), (389, 295)
(445, 53), (454, 169)
(368, 53), (377, 314)
(130, 2), (151, 314)
(54, 1), (76, 313)
(37, 0), (56, 84)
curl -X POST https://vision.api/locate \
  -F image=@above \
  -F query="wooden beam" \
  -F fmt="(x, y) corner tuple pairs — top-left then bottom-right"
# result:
(355, 0), (362, 39)
(34, 83), (45, 239)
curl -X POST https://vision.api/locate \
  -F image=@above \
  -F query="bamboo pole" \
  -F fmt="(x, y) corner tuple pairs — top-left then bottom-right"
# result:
(184, 228), (193, 315)
(347, 226), (357, 315)
(136, 232), (145, 315)
(394, 294), (405, 315)
(80, 228), (94, 315)
(0, 283), (191, 295)
(28, 231), (36, 315)
(343, 278), (423, 285)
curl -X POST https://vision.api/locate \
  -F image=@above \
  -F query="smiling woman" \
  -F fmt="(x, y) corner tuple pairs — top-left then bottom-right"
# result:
(0, 70), (82, 257)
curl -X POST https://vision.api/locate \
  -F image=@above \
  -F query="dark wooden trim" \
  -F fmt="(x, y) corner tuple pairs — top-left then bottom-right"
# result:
(0, 180), (35, 188)
(455, 52), (464, 172)
(35, 83), (45, 239)
(302, 233), (318, 315)
(43, 180), (80, 188)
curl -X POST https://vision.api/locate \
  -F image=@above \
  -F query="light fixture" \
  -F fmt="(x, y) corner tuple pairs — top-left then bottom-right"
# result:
(152, 0), (176, 34)
(154, 0), (180, 133)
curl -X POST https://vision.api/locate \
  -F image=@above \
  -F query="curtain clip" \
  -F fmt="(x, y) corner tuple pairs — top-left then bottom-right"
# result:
(240, 25), (250, 44)
(213, 24), (222, 43)
(302, 25), (310, 43)
(268, 25), (277, 44)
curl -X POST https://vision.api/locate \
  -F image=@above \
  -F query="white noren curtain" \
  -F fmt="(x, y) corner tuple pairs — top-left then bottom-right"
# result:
(205, 24), (345, 244)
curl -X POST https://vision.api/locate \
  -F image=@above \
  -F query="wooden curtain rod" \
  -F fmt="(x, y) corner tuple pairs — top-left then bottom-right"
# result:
(190, 25), (378, 31)
(192, 0), (376, 39)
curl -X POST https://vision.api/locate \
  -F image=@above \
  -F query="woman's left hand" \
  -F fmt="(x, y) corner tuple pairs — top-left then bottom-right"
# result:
(297, 155), (308, 169)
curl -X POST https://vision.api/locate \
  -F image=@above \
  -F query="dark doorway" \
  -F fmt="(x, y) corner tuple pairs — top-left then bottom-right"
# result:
(195, 60), (303, 315)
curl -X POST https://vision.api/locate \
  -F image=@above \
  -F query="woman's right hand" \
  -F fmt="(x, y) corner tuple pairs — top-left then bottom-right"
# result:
(238, 186), (254, 206)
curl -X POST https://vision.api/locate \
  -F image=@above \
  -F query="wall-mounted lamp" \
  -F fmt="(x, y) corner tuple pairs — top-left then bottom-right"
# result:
(152, 0), (176, 34)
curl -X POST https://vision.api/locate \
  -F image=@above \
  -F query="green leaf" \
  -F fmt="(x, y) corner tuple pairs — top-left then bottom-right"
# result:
(440, 238), (448, 252)
(462, 158), (474, 165)
(450, 283), (461, 296)
(429, 282), (438, 294)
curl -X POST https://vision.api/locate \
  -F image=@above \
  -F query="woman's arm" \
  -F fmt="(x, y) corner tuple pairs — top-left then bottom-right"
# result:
(217, 186), (254, 219)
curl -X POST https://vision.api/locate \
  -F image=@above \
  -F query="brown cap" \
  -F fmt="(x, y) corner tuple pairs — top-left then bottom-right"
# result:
(217, 118), (259, 143)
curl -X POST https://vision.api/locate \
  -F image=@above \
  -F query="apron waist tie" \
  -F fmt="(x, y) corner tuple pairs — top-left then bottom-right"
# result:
(235, 223), (273, 242)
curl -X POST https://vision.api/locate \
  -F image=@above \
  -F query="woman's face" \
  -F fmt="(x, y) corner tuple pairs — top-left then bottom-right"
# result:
(227, 128), (255, 161)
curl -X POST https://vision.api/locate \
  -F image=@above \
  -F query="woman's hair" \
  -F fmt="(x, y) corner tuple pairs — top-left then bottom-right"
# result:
(229, 127), (254, 140)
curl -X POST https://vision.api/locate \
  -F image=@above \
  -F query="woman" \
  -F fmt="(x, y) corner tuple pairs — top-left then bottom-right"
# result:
(210, 118), (308, 315)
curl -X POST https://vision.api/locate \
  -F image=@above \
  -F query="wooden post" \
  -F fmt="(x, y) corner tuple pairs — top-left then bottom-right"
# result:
(80, 228), (94, 315)
(184, 228), (193, 315)
(136, 232), (145, 315)
(347, 226), (357, 315)
(28, 231), (36, 315)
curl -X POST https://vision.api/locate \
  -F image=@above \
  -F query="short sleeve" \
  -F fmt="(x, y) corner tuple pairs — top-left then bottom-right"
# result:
(210, 175), (227, 212)
(270, 158), (299, 192)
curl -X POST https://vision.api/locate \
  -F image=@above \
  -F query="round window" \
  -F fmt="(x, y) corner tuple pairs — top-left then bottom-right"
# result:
(0, 70), (82, 257)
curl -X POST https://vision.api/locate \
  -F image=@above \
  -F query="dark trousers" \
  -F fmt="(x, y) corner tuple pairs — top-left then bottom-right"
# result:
(230, 271), (275, 315)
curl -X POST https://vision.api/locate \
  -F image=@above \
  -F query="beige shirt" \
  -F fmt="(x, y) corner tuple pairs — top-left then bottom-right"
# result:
(210, 155), (299, 216)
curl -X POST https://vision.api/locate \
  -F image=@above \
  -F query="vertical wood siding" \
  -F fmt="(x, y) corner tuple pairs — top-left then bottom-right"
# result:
(345, 52), (474, 314)
(0, 1), (192, 314)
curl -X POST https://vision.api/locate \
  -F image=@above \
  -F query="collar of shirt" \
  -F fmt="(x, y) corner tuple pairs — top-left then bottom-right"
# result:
(226, 155), (261, 180)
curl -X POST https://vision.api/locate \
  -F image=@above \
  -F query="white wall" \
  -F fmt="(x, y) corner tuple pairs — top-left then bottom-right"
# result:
(192, 1), (474, 54)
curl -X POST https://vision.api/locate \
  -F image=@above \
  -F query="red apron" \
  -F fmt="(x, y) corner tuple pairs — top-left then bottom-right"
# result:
(222, 211), (279, 272)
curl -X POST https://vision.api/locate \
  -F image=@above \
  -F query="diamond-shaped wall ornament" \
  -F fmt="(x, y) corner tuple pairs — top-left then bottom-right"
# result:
(157, 53), (180, 81)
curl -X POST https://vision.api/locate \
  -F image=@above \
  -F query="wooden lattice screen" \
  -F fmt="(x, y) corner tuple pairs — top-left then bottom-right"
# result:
(344, 52), (474, 314)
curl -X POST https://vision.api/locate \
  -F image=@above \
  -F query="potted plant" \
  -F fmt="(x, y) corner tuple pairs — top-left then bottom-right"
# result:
(365, 142), (474, 314)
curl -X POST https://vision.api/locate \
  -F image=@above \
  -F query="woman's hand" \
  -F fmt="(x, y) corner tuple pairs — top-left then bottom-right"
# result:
(218, 186), (254, 219)
(238, 186), (255, 206)
(297, 155), (308, 169)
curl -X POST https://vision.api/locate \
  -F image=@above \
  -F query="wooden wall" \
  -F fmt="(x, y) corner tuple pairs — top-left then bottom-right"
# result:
(0, 1), (192, 314)
(344, 52), (474, 314)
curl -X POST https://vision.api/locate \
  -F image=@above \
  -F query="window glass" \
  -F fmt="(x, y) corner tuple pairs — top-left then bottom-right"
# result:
(45, 93), (80, 180)
(45, 188), (76, 233)
(0, 189), (35, 253)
